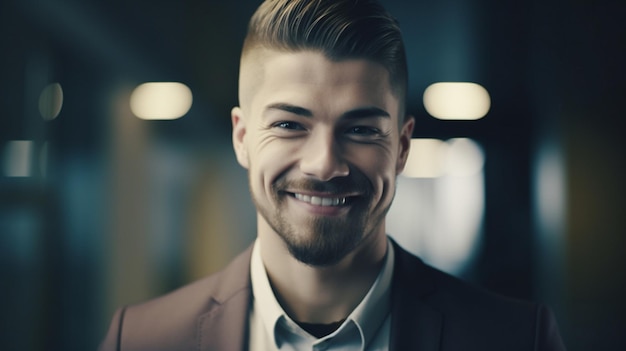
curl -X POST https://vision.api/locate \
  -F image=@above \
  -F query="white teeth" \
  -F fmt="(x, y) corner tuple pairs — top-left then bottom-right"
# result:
(294, 193), (347, 206)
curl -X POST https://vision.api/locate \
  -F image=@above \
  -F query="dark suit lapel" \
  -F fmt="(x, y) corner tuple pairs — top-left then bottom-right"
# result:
(196, 246), (253, 351)
(389, 240), (443, 351)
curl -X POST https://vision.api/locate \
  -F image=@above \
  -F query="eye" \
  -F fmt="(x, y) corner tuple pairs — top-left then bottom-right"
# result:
(273, 121), (306, 130)
(346, 126), (381, 136)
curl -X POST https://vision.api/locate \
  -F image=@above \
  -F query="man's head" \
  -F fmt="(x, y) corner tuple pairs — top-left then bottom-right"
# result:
(239, 0), (408, 119)
(232, 0), (414, 267)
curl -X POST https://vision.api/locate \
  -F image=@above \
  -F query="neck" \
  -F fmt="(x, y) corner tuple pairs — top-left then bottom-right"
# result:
(258, 220), (387, 324)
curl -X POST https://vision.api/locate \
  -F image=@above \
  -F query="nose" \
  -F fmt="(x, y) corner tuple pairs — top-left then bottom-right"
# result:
(299, 131), (349, 181)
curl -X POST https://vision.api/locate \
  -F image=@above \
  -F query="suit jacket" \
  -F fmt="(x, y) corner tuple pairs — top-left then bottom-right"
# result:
(99, 240), (566, 350)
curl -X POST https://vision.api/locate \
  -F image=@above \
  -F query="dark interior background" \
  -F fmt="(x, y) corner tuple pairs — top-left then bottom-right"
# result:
(1, 0), (625, 350)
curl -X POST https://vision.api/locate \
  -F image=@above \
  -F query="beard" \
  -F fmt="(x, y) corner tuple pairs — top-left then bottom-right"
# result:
(251, 173), (388, 267)
(270, 204), (365, 266)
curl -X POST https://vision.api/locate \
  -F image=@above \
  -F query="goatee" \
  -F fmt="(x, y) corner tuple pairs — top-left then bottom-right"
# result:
(253, 174), (376, 266)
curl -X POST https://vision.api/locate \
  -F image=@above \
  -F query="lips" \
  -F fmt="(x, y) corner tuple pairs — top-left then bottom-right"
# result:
(293, 193), (347, 206)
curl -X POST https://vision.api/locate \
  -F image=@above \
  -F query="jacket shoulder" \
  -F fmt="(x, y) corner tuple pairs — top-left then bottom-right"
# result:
(392, 239), (536, 312)
(391, 240), (566, 350)
(99, 246), (253, 351)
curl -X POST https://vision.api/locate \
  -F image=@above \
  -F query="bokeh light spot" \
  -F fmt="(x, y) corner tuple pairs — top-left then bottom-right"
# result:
(402, 138), (448, 178)
(38, 83), (64, 120)
(445, 138), (485, 177)
(423, 82), (490, 120)
(3, 140), (34, 177)
(130, 82), (193, 120)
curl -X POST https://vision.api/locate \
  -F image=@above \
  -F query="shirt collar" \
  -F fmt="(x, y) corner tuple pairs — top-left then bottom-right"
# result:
(250, 238), (395, 349)
(250, 240), (287, 346)
(348, 239), (394, 348)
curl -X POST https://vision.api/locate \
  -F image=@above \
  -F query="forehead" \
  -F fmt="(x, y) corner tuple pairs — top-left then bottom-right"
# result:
(240, 49), (399, 119)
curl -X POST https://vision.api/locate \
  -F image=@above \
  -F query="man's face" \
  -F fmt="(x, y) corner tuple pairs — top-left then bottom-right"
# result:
(232, 50), (413, 266)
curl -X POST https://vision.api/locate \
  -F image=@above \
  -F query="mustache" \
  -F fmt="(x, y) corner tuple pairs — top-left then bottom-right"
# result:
(273, 176), (369, 195)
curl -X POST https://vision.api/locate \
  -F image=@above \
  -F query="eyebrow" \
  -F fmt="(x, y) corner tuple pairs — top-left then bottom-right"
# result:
(265, 103), (313, 117)
(264, 103), (390, 120)
(342, 106), (390, 120)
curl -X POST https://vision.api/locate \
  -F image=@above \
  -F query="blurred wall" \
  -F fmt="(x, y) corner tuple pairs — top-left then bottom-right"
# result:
(0, 0), (624, 350)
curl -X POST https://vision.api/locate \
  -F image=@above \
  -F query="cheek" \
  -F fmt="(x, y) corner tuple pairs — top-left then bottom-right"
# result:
(249, 141), (296, 185)
(349, 147), (397, 185)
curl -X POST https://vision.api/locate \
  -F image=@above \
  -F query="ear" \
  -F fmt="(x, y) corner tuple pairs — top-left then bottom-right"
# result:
(231, 107), (249, 169)
(396, 115), (415, 174)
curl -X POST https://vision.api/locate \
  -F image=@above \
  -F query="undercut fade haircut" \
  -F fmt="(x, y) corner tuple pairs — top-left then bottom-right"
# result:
(242, 0), (408, 117)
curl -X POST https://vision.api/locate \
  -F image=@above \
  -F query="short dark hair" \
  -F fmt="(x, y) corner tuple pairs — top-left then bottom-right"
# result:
(242, 0), (408, 113)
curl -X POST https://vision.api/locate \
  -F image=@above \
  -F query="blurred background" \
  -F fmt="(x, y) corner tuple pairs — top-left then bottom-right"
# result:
(1, 0), (625, 350)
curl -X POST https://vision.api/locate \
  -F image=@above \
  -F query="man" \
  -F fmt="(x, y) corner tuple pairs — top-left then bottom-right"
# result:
(100, 0), (566, 350)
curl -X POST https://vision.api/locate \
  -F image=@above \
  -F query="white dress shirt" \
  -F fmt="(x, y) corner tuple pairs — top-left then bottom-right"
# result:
(248, 239), (394, 351)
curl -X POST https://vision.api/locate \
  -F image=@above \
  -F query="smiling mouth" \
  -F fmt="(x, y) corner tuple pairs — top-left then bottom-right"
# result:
(292, 193), (348, 207)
